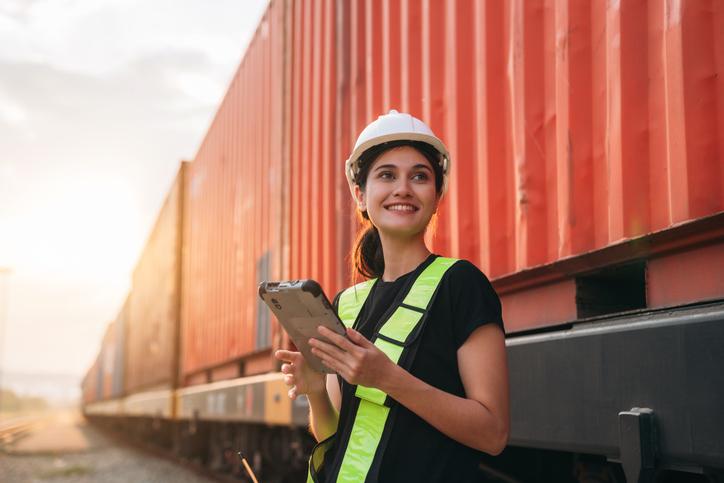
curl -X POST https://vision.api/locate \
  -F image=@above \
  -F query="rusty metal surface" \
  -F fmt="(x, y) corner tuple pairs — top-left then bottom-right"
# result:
(125, 164), (186, 393)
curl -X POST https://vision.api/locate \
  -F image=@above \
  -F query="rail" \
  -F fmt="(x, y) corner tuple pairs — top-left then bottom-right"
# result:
(0, 415), (43, 447)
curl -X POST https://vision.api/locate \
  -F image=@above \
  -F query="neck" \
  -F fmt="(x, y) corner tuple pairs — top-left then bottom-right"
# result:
(378, 232), (431, 282)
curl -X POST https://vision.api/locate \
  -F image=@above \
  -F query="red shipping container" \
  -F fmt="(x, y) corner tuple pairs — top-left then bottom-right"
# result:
(181, 0), (724, 381)
(181, 1), (288, 381)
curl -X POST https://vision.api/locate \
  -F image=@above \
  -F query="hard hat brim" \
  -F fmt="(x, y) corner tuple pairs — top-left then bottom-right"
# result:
(345, 132), (450, 200)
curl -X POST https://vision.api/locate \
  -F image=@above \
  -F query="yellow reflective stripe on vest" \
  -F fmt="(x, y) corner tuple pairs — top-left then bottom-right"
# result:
(354, 257), (458, 405)
(335, 257), (458, 482)
(337, 279), (376, 328)
(307, 434), (335, 483)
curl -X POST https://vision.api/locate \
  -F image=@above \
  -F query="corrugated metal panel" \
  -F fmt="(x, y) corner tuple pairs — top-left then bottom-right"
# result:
(180, 0), (723, 376)
(255, 251), (272, 350)
(287, 0), (348, 295)
(94, 354), (103, 402)
(111, 296), (128, 398)
(328, 0), (723, 278)
(181, 1), (287, 379)
(81, 359), (99, 405)
(126, 163), (186, 393)
(99, 321), (115, 400)
(98, 304), (128, 400)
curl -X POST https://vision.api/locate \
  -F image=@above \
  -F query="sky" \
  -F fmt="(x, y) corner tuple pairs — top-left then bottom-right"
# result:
(0, 0), (268, 401)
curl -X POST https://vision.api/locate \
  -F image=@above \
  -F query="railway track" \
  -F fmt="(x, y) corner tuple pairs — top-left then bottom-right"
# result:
(0, 415), (44, 448)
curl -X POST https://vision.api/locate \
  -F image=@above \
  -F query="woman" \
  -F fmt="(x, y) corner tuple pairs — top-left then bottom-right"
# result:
(275, 110), (509, 482)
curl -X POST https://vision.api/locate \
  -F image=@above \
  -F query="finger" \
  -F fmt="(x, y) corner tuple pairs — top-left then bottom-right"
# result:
(313, 350), (344, 376)
(310, 337), (351, 362)
(288, 386), (297, 400)
(283, 374), (295, 386)
(346, 327), (374, 347)
(317, 326), (360, 353)
(275, 350), (301, 363)
(281, 363), (293, 374)
(312, 347), (354, 379)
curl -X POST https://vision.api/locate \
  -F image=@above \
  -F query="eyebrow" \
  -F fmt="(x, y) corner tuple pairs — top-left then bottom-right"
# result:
(373, 163), (433, 172)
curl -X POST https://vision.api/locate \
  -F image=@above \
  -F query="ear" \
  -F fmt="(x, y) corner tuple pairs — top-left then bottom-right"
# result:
(354, 184), (367, 211)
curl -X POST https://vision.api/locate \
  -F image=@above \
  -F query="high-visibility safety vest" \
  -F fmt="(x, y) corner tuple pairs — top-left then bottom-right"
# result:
(307, 257), (459, 482)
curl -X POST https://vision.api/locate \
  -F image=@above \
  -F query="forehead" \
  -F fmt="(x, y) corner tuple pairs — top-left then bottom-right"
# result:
(370, 145), (432, 170)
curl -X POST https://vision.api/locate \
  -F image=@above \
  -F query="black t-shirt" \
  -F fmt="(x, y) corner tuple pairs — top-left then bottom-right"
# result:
(320, 254), (504, 482)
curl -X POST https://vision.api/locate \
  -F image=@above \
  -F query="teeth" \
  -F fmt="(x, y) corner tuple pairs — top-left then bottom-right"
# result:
(387, 204), (416, 212)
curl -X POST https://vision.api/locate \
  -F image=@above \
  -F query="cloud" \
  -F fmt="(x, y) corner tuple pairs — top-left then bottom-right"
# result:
(0, 0), (269, 382)
(0, 48), (219, 170)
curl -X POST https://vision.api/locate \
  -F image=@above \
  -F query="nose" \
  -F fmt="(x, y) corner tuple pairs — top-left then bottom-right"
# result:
(391, 177), (413, 198)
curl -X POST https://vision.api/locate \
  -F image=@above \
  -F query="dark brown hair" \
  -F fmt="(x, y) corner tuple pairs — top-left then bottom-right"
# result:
(351, 140), (444, 280)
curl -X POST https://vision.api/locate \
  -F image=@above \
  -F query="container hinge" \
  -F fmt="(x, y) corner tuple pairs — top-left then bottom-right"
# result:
(618, 407), (657, 483)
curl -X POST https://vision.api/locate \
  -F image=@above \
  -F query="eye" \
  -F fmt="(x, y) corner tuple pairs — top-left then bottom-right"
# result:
(412, 172), (429, 181)
(378, 170), (394, 180)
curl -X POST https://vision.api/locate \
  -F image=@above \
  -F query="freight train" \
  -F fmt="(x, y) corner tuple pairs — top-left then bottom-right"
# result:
(82, 1), (724, 482)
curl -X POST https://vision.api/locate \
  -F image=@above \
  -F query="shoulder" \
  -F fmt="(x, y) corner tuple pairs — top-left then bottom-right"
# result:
(433, 257), (499, 307)
(441, 258), (494, 288)
(433, 258), (505, 342)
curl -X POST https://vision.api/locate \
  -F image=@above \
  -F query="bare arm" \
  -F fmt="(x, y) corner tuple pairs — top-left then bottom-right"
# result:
(307, 374), (342, 441)
(379, 324), (509, 454)
(275, 351), (342, 442)
(310, 324), (510, 454)
(326, 373), (342, 410)
(306, 388), (339, 442)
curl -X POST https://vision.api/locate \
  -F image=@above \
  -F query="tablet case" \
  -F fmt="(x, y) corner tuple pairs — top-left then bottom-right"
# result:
(259, 280), (347, 373)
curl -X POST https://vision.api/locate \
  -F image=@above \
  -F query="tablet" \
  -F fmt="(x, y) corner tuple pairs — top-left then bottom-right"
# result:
(258, 280), (348, 373)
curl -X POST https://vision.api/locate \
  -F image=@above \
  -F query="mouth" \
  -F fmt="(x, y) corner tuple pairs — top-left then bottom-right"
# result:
(383, 202), (419, 213)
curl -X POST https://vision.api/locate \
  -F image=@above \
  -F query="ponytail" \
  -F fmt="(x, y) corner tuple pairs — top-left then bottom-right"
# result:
(349, 140), (444, 282)
(353, 211), (385, 280)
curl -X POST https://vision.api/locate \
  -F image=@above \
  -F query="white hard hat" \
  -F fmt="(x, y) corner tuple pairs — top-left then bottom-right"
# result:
(345, 110), (451, 199)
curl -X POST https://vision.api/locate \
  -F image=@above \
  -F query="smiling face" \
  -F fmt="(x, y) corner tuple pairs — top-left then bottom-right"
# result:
(354, 145), (440, 240)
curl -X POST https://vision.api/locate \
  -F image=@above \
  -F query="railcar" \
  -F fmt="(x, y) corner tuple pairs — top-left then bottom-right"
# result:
(83, 1), (724, 482)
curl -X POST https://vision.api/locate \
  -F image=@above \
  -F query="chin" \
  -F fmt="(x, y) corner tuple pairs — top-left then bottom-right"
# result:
(376, 223), (427, 239)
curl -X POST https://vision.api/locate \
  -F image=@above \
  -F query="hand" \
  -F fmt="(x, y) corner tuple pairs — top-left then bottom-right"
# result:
(309, 326), (395, 388)
(274, 349), (327, 400)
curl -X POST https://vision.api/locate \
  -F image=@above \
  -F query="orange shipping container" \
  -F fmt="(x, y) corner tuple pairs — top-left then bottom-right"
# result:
(181, 0), (723, 381)
(99, 321), (115, 400)
(97, 297), (128, 400)
(126, 163), (187, 393)
(81, 358), (100, 406)
(181, 0), (288, 382)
